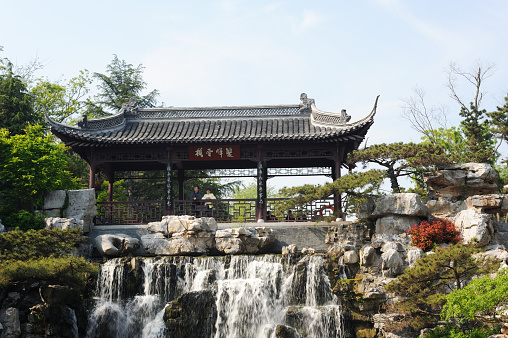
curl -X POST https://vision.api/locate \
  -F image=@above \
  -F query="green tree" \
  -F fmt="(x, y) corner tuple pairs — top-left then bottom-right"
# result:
(277, 169), (385, 220)
(348, 143), (447, 193)
(385, 244), (497, 329)
(459, 103), (496, 164)
(0, 62), (41, 135)
(488, 94), (508, 155)
(420, 127), (468, 163)
(31, 70), (92, 124)
(89, 55), (159, 117)
(0, 124), (80, 211)
(442, 268), (508, 324)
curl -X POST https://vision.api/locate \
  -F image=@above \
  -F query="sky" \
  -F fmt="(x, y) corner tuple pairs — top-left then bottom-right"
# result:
(1, 0), (507, 190)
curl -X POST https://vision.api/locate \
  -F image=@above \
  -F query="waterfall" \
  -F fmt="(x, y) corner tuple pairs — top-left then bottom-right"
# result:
(87, 254), (344, 338)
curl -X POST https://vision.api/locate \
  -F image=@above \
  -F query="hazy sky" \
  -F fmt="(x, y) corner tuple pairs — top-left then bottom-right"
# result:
(1, 0), (507, 189)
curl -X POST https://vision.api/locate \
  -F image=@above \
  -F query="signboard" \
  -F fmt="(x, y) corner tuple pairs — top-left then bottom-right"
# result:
(188, 145), (240, 161)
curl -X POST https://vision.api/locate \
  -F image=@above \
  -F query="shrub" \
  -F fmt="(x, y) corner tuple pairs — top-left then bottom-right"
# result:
(0, 256), (98, 291)
(0, 209), (45, 231)
(423, 324), (499, 338)
(407, 218), (461, 251)
(0, 228), (86, 261)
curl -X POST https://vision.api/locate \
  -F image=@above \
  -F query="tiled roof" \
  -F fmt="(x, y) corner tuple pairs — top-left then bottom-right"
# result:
(47, 94), (378, 146)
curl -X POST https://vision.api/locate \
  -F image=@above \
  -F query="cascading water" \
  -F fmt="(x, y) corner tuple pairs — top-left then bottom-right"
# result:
(86, 255), (344, 338)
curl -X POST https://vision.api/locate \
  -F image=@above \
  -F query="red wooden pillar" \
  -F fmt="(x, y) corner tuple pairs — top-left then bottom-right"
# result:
(89, 164), (96, 190)
(334, 144), (345, 220)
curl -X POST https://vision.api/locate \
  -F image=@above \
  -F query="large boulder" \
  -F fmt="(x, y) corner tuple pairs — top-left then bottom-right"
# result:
(39, 285), (79, 305)
(465, 194), (508, 214)
(426, 199), (464, 218)
(147, 215), (218, 236)
(215, 227), (275, 254)
(375, 215), (421, 235)
(43, 189), (97, 232)
(0, 307), (21, 338)
(453, 209), (494, 247)
(166, 231), (215, 255)
(372, 193), (428, 217)
(424, 163), (498, 201)
(95, 233), (140, 257)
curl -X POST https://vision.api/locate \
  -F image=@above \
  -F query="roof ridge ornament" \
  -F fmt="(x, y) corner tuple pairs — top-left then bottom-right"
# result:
(299, 93), (315, 113)
(338, 109), (351, 123)
(121, 97), (139, 116)
(77, 114), (89, 128)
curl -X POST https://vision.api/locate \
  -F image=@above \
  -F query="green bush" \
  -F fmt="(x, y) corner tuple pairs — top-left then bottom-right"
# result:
(424, 324), (499, 338)
(0, 228), (86, 261)
(0, 209), (45, 231)
(0, 256), (98, 291)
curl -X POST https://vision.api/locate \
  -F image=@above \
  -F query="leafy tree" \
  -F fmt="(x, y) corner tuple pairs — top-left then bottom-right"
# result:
(31, 70), (92, 124)
(277, 169), (385, 219)
(89, 55), (159, 117)
(348, 143), (448, 193)
(488, 94), (508, 155)
(420, 127), (468, 164)
(385, 244), (497, 329)
(0, 124), (80, 212)
(442, 268), (508, 324)
(0, 62), (41, 135)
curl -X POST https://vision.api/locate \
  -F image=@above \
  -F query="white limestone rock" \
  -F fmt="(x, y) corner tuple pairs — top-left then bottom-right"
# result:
(375, 215), (421, 235)
(360, 246), (378, 266)
(372, 193), (428, 217)
(381, 249), (404, 276)
(215, 227), (275, 254)
(141, 233), (171, 255)
(327, 240), (356, 258)
(406, 248), (424, 267)
(454, 209), (494, 247)
(282, 244), (297, 254)
(167, 231), (215, 255)
(43, 190), (67, 209)
(426, 199), (464, 218)
(45, 217), (84, 230)
(343, 250), (359, 264)
(0, 219), (4, 234)
(424, 163), (498, 201)
(301, 247), (315, 255)
(95, 233), (140, 257)
(0, 307), (21, 338)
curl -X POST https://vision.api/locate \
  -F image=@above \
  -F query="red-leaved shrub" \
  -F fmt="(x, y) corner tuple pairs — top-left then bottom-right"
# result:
(407, 218), (461, 251)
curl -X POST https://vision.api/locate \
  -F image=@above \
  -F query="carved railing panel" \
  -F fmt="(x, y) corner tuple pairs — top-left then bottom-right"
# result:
(96, 198), (336, 225)
(96, 201), (166, 225)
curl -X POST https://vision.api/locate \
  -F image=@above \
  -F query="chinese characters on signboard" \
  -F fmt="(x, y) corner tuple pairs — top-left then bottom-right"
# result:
(188, 145), (240, 161)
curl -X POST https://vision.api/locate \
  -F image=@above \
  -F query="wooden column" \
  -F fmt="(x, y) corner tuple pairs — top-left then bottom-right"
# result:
(333, 144), (345, 220)
(166, 163), (173, 215)
(89, 163), (96, 190)
(178, 168), (185, 200)
(107, 171), (115, 202)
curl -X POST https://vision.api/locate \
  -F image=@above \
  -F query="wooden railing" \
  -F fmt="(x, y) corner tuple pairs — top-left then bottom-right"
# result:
(96, 198), (336, 225)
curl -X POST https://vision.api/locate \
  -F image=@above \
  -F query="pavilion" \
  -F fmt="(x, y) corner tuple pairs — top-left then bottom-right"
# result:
(46, 93), (378, 224)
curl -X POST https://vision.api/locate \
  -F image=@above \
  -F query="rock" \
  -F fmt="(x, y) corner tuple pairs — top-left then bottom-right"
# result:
(465, 194), (508, 214)
(141, 233), (171, 255)
(64, 189), (97, 232)
(454, 209), (494, 247)
(274, 324), (300, 338)
(164, 290), (217, 338)
(375, 215), (421, 235)
(343, 250), (359, 264)
(149, 215), (219, 236)
(282, 244), (297, 254)
(356, 196), (378, 219)
(167, 231), (215, 255)
(39, 285), (79, 305)
(43, 190), (67, 209)
(381, 249), (404, 276)
(215, 227), (275, 254)
(424, 163), (498, 201)
(327, 241), (356, 259)
(381, 241), (405, 253)
(0, 219), (4, 234)
(364, 288), (386, 299)
(372, 193), (428, 217)
(426, 199), (464, 218)
(0, 307), (21, 338)
(95, 233), (140, 257)
(406, 248), (424, 267)
(44, 217), (84, 230)
(301, 248), (315, 255)
(360, 246), (378, 266)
